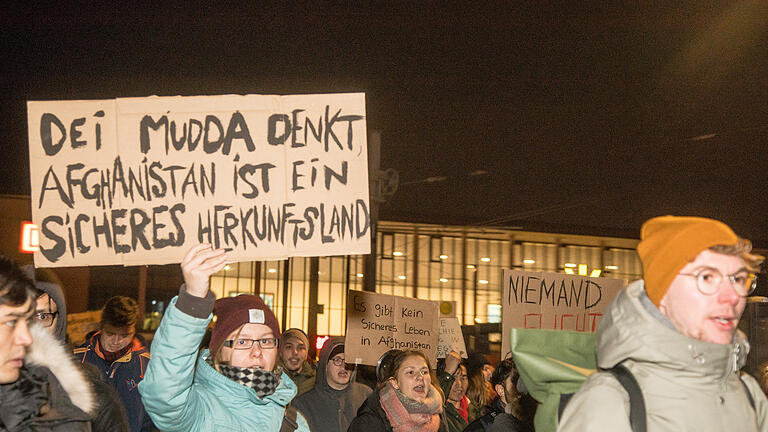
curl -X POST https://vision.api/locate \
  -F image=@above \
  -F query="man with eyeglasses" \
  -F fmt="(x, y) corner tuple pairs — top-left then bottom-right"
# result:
(559, 216), (768, 431)
(23, 265), (131, 431)
(293, 337), (372, 432)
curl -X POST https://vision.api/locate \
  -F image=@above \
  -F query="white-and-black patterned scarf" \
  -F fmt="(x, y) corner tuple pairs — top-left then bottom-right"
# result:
(206, 357), (282, 398)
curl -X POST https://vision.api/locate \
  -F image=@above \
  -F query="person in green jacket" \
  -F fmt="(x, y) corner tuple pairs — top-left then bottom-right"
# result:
(279, 328), (316, 397)
(138, 244), (310, 432)
(559, 216), (768, 431)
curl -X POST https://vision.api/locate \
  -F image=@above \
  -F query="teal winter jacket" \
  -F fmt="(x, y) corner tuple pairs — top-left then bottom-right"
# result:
(138, 292), (309, 432)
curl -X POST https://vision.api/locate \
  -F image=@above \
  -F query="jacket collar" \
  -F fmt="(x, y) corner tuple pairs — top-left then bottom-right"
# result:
(596, 280), (749, 380)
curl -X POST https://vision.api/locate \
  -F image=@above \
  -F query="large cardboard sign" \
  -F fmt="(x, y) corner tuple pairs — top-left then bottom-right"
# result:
(27, 93), (369, 267)
(345, 290), (439, 366)
(501, 269), (623, 356)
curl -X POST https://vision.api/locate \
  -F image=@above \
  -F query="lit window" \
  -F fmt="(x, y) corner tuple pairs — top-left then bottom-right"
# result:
(19, 222), (39, 253)
(480, 257), (491, 263)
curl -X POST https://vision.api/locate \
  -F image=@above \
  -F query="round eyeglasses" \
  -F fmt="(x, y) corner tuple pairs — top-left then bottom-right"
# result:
(678, 268), (757, 297)
(222, 337), (279, 350)
(330, 356), (346, 367)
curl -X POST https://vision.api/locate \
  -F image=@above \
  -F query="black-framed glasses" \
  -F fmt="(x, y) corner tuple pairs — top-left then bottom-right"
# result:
(330, 355), (346, 366)
(678, 268), (757, 297)
(33, 311), (59, 327)
(223, 337), (279, 350)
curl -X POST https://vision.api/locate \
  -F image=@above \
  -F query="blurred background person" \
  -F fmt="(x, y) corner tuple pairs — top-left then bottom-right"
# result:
(294, 337), (371, 431)
(74, 296), (153, 432)
(24, 265), (130, 432)
(466, 352), (495, 421)
(436, 351), (468, 432)
(279, 328), (316, 397)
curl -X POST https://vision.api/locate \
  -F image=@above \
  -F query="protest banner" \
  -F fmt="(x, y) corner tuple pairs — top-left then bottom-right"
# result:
(345, 290), (439, 366)
(500, 269), (623, 356)
(437, 317), (468, 359)
(27, 93), (370, 267)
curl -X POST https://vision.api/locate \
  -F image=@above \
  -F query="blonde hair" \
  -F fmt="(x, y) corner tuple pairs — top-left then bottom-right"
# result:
(212, 323), (246, 372)
(709, 237), (764, 272)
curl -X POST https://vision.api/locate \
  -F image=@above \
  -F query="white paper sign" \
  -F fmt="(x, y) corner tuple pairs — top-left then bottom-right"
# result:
(437, 317), (468, 359)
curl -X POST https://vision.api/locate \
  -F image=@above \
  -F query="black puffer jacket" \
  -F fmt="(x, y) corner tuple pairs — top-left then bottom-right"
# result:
(0, 325), (129, 432)
(347, 389), (392, 432)
(0, 364), (91, 431)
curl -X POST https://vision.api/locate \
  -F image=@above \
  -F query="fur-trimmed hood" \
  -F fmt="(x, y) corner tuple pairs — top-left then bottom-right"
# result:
(26, 324), (95, 415)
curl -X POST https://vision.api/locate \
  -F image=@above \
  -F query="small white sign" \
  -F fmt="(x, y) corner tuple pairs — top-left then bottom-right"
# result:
(248, 309), (265, 324)
(437, 317), (467, 359)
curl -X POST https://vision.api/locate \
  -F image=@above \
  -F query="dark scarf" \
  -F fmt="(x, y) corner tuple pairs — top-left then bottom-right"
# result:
(205, 357), (282, 398)
(0, 367), (48, 431)
(380, 381), (443, 432)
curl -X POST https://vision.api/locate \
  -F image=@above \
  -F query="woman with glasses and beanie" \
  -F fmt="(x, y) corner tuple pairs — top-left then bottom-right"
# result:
(139, 244), (310, 432)
(348, 349), (448, 432)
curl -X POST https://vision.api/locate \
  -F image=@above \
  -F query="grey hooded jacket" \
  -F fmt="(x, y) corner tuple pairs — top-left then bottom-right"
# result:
(559, 280), (768, 431)
(293, 337), (372, 432)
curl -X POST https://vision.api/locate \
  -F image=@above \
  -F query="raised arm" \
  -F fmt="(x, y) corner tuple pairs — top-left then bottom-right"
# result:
(138, 245), (227, 431)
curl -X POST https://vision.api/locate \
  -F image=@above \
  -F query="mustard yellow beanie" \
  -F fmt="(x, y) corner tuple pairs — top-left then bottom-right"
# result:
(637, 216), (738, 306)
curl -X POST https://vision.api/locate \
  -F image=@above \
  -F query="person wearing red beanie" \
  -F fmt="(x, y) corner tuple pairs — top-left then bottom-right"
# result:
(138, 244), (309, 432)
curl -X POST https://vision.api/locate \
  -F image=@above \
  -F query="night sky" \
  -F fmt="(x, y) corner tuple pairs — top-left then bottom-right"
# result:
(3, 3), (767, 245)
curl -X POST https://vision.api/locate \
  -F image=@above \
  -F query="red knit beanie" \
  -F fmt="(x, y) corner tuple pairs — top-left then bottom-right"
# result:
(209, 294), (281, 358)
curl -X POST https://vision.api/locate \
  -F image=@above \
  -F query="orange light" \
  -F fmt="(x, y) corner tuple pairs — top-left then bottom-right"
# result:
(316, 335), (330, 350)
(19, 222), (39, 253)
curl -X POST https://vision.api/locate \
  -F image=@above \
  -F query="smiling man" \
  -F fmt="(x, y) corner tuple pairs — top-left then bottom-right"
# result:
(279, 328), (316, 397)
(294, 337), (372, 432)
(559, 216), (768, 431)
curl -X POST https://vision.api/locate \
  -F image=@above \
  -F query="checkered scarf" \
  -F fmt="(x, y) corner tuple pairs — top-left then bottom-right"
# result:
(207, 357), (282, 398)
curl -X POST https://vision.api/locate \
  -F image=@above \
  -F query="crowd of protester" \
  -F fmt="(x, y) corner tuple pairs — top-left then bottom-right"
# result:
(2, 215), (768, 431)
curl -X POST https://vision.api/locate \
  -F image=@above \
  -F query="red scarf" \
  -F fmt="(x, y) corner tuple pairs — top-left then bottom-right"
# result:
(379, 381), (443, 432)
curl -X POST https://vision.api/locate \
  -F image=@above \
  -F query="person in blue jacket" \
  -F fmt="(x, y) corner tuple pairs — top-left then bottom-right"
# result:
(138, 244), (309, 432)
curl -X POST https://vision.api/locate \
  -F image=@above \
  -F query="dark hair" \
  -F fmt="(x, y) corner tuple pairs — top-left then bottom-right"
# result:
(0, 255), (35, 307)
(491, 358), (519, 388)
(101, 296), (139, 328)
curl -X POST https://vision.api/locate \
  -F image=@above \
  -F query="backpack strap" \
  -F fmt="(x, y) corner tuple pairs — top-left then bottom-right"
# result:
(606, 364), (646, 432)
(280, 405), (299, 432)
